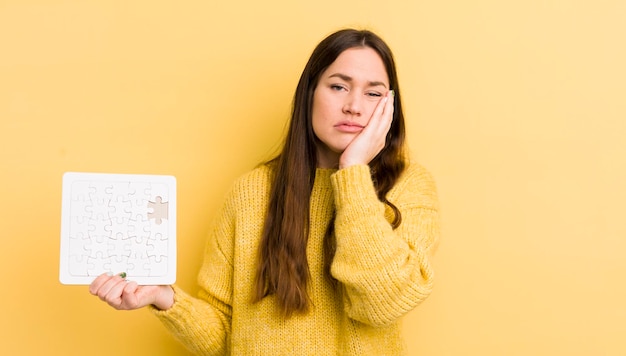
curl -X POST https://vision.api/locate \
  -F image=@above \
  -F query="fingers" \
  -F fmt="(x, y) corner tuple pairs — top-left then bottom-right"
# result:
(89, 272), (132, 309)
(370, 90), (395, 135)
(378, 89), (394, 117)
(339, 90), (395, 168)
(89, 274), (105, 295)
(358, 90), (394, 143)
(89, 273), (164, 310)
(358, 90), (395, 149)
(89, 273), (117, 295)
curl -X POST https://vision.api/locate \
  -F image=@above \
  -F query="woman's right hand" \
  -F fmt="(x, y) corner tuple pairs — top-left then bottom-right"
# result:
(89, 273), (174, 311)
(339, 90), (395, 169)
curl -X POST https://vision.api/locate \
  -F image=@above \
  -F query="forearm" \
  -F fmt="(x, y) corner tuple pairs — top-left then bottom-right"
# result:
(330, 164), (440, 326)
(150, 285), (230, 355)
(331, 208), (437, 326)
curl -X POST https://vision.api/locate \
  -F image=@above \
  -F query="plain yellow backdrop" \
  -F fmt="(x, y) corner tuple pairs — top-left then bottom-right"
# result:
(1, 1), (625, 355)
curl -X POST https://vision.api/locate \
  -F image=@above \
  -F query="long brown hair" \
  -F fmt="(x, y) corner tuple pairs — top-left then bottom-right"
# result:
(253, 29), (407, 316)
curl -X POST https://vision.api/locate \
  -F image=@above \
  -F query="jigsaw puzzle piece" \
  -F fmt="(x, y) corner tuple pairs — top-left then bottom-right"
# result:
(69, 215), (94, 239)
(69, 199), (93, 224)
(68, 254), (93, 276)
(107, 234), (132, 261)
(106, 181), (134, 201)
(108, 195), (132, 224)
(129, 236), (155, 260)
(148, 219), (169, 240)
(127, 254), (151, 277)
(85, 197), (115, 221)
(125, 201), (151, 221)
(68, 235), (93, 276)
(125, 181), (152, 218)
(88, 218), (113, 240)
(85, 181), (115, 219)
(85, 235), (111, 260)
(147, 233), (168, 262)
(68, 236), (90, 256)
(128, 214), (151, 240)
(128, 181), (151, 203)
(105, 218), (132, 241)
(70, 180), (95, 202)
(88, 181), (114, 199)
(147, 182), (170, 201)
(145, 255), (169, 277)
(87, 251), (110, 276)
(104, 255), (133, 275)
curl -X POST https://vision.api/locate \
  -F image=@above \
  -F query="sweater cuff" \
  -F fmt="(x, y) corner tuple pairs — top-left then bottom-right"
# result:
(149, 284), (192, 319)
(331, 164), (378, 208)
(149, 285), (212, 342)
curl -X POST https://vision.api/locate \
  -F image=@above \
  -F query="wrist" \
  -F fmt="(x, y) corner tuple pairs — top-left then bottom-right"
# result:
(338, 161), (365, 170)
(338, 158), (362, 169)
(153, 285), (175, 310)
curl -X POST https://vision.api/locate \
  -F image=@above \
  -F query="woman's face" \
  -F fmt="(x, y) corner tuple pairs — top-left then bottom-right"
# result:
(311, 47), (389, 168)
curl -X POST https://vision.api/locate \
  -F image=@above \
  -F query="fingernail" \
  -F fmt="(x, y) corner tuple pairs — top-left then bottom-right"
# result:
(119, 272), (127, 279)
(390, 90), (395, 97)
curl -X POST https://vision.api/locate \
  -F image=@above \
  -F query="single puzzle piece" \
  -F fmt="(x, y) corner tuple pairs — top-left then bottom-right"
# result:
(70, 181), (94, 202)
(125, 182), (152, 220)
(68, 236), (92, 267)
(69, 215), (94, 239)
(88, 181), (114, 199)
(87, 251), (110, 276)
(85, 199), (115, 221)
(128, 181), (152, 205)
(127, 254), (151, 277)
(86, 181), (115, 220)
(147, 233), (168, 262)
(148, 219), (169, 240)
(106, 181), (134, 201)
(108, 195), (132, 224)
(145, 255), (169, 277)
(88, 218), (113, 241)
(105, 218), (132, 240)
(103, 255), (134, 275)
(69, 198), (92, 224)
(128, 214), (151, 239)
(129, 235), (155, 261)
(68, 254), (93, 276)
(107, 234), (133, 261)
(85, 235), (112, 259)
(147, 196), (169, 225)
(148, 182), (170, 201)
(125, 199), (151, 221)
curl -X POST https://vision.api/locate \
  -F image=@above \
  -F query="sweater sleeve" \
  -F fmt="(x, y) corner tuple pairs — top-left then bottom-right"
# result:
(150, 185), (237, 355)
(330, 164), (440, 327)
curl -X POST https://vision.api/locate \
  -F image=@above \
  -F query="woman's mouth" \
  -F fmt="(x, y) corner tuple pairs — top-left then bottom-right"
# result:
(334, 121), (364, 133)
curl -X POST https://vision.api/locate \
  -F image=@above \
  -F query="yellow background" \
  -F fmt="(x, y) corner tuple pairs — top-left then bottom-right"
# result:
(1, 1), (624, 355)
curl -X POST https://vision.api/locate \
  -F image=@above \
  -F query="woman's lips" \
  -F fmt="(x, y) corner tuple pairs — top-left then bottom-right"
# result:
(334, 122), (364, 133)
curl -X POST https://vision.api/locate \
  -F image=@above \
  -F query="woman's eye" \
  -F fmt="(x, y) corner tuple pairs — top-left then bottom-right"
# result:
(366, 92), (382, 97)
(330, 84), (346, 91)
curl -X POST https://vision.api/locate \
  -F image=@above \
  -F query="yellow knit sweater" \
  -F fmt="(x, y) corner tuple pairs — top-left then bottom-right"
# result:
(152, 163), (440, 355)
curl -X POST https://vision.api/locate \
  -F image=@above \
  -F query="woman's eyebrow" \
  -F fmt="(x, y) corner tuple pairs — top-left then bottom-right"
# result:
(328, 73), (388, 88)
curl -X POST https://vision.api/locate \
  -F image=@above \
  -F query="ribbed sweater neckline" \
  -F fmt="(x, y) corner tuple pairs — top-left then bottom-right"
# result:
(311, 168), (335, 194)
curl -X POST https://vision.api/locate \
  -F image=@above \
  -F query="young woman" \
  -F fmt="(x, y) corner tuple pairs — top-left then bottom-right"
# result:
(90, 28), (440, 355)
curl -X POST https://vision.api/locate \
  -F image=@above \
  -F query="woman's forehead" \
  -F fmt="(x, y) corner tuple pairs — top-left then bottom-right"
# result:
(322, 47), (389, 85)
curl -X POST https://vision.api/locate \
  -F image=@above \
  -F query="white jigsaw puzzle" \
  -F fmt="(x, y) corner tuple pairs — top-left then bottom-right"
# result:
(59, 172), (176, 285)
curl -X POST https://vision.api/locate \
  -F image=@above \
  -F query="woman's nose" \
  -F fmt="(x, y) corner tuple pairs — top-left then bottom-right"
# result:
(342, 93), (362, 116)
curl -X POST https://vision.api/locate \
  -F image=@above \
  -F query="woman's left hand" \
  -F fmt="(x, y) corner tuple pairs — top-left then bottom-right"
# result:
(339, 90), (394, 169)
